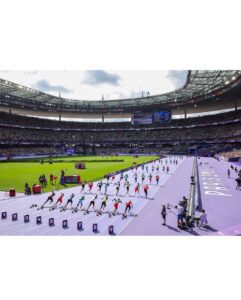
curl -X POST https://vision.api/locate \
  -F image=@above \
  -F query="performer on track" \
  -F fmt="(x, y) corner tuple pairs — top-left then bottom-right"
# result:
(143, 184), (149, 198)
(115, 181), (121, 195)
(41, 192), (55, 208)
(135, 183), (140, 194)
(125, 181), (131, 195)
(75, 195), (85, 210)
(54, 193), (64, 207)
(112, 198), (122, 214)
(64, 193), (75, 208)
(88, 181), (93, 192)
(87, 194), (98, 212)
(124, 199), (133, 215)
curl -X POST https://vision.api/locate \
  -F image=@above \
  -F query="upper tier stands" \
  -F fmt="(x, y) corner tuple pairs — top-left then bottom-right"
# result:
(0, 109), (241, 130)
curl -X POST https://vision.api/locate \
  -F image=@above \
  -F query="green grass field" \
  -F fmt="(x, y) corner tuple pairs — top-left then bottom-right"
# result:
(0, 155), (158, 193)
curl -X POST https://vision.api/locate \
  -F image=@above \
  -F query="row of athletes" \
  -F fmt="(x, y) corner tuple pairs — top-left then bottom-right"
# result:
(42, 180), (150, 208)
(84, 179), (151, 198)
(76, 159), (174, 193)
(40, 192), (134, 215)
(105, 172), (163, 184)
(120, 163), (172, 176)
(78, 175), (159, 195)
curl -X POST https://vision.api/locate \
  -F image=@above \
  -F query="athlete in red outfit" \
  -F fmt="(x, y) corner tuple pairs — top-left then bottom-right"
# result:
(143, 185), (149, 198)
(55, 193), (64, 206)
(135, 183), (140, 194)
(88, 182), (93, 192)
(124, 200), (133, 214)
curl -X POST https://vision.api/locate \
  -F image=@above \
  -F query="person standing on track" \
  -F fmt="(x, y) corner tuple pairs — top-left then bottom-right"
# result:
(124, 199), (133, 215)
(112, 198), (122, 214)
(125, 181), (131, 195)
(88, 181), (93, 192)
(175, 202), (185, 229)
(149, 174), (153, 184)
(143, 184), (149, 198)
(133, 173), (138, 183)
(103, 182), (110, 194)
(124, 174), (129, 182)
(135, 183), (140, 194)
(115, 181), (121, 195)
(161, 205), (167, 226)
(141, 173), (145, 184)
(97, 181), (103, 192)
(81, 180), (86, 192)
(199, 209), (208, 227)
(228, 169), (230, 178)
(120, 172), (124, 181)
(156, 175), (160, 185)
(166, 166), (169, 174)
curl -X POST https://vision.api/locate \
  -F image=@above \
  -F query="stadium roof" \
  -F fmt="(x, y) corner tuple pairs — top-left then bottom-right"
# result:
(0, 70), (241, 113)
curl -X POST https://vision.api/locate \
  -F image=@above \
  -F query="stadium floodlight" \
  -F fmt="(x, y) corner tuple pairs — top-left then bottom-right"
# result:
(232, 76), (236, 80)
(225, 80), (230, 85)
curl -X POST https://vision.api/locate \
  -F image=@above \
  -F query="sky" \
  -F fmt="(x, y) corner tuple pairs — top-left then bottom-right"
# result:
(0, 70), (188, 100)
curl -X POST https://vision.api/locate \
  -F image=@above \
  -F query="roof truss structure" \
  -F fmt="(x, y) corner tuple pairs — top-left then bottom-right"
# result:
(0, 70), (241, 112)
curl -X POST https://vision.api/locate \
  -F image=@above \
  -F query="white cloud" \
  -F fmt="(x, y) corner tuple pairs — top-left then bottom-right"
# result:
(34, 79), (72, 93)
(82, 70), (121, 86)
(166, 70), (188, 89)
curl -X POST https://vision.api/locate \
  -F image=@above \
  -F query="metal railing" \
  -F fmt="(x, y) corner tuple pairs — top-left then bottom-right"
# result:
(196, 158), (202, 211)
(186, 157), (197, 226)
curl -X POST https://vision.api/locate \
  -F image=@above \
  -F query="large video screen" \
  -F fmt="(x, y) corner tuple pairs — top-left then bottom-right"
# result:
(153, 111), (171, 123)
(131, 111), (171, 125)
(131, 112), (153, 125)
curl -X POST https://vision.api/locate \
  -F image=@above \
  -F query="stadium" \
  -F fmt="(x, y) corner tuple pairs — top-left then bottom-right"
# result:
(0, 70), (241, 236)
